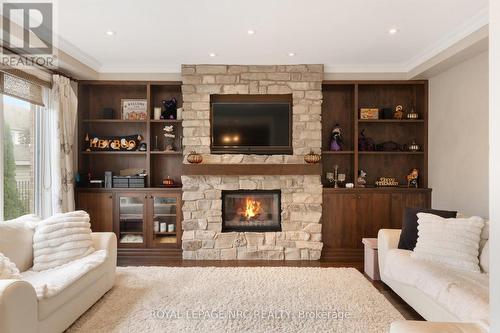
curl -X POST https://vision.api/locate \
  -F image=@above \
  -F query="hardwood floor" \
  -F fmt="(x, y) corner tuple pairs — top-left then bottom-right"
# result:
(118, 259), (423, 321)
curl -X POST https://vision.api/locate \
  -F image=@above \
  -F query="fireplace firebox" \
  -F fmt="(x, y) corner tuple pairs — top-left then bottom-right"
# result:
(222, 190), (281, 232)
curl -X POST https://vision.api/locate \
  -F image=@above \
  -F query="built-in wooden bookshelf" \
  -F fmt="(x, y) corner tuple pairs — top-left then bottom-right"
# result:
(321, 80), (428, 188)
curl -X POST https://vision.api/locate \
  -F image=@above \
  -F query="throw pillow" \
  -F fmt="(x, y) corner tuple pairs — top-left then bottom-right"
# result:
(480, 240), (489, 273)
(398, 208), (457, 250)
(411, 213), (485, 272)
(0, 214), (40, 272)
(0, 253), (22, 279)
(33, 211), (95, 272)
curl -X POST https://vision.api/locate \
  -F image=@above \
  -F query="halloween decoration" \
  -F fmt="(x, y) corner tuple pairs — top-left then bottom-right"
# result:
(304, 150), (321, 164)
(162, 177), (176, 187)
(375, 177), (399, 187)
(121, 99), (147, 120)
(163, 125), (175, 151)
(358, 129), (376, 151)
(407, 168), (419, 188)
(394, 105), (404, 119)
(161, 97), (177, 119)
(357, 170), (367, 187)
(330, 124), (343, 151)
(359, 108), (379, 120)
(187, 151), (203, 164)
(376, 141), (401, 152)
(138, 143), (147, 151)
(407, 108), (419, 119)
(84, 134), (142, 151)
(407, 140), (421, 152)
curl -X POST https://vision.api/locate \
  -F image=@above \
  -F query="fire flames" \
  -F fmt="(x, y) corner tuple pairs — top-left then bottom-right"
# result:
(242, 197), (262, 220)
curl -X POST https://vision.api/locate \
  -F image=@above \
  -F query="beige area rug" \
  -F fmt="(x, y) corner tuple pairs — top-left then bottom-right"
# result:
(68, 267), (403, 333)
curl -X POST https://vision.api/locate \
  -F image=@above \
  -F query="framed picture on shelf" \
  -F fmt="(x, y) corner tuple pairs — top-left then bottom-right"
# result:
(121, 99), (147, 120)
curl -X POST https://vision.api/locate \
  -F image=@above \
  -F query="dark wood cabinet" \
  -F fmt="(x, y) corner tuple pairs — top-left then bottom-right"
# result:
(75, 191), (113, 232)
(321, 188), (431, 261)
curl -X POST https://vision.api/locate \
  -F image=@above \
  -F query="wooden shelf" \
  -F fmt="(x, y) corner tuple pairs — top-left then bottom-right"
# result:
(82, 119), (147, 123)
(358, 119), (424, 123)
(150, 151), (182, 155)
(82, 151), (146, 155)
(358, 151), (424, 155)
(150, 119), (182, 123)
(182, 163), (322, 175)
(154, 232), (176, 235)
(322, 150), (355, 155)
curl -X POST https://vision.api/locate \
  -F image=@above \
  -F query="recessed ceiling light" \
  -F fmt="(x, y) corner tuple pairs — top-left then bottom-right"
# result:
(288, 52), (296, 57)
(106, 30), (115, 36)
(209, 53), (217, 57)
(247, 30), (255, 35)
(388, 28), (398, 35)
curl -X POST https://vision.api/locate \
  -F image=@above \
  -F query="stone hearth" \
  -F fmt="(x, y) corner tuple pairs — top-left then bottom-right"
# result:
(181, 175), (322, 260)
(181, 64), (324, 260)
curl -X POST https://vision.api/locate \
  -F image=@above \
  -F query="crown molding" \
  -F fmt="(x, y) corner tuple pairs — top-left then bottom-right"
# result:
(404, 6), (488, 72)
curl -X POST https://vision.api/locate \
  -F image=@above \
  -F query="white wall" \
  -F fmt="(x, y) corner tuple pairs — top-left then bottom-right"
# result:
(429, 51), (489, 217)
(490, 0), (500, 330)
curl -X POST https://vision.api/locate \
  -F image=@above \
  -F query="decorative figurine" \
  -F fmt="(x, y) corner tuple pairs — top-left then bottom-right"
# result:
(161, 97), (177, 119)
(163, 125), (175, 151)
(357, 170), (367, 188)
(138, 143), (147, 151)
(330, 124), (343, 151)
(394, 105), (404, 119)
(407, 140), (421, 152)
(407, 168), (419, 188)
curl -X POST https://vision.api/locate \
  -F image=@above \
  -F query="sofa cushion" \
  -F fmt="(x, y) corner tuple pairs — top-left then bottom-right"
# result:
(33, 211), (95, 271)
(398, 208), (457, 250)
(0, 214), (39, 272)
(480, 240), (489, 273)
(0, 253), (21, 279)
(21, 250), (108, 320)
(384, 249), (489, 326)
(412, 213), (484, 272)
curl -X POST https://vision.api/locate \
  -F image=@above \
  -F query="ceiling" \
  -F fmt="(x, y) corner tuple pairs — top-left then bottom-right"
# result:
(57, 0), (488, 74)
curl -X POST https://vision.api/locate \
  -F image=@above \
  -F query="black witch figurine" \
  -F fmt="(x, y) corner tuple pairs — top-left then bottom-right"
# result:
(330, 124), (343, 151)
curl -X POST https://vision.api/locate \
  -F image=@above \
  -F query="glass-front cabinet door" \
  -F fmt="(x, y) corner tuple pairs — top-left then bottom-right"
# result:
(116, 193), (146, 247)
(149, 192), (181, 247)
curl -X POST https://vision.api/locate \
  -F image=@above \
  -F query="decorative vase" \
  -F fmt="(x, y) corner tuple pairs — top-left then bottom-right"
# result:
(304, 150), (321, 164)
(187, 151), (203, 164)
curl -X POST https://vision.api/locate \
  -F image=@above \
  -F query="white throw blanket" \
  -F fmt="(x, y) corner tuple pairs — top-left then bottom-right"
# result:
(33, 211), (95, 271)
(22, 250), (107, 299)
(384, 249), (489, 328)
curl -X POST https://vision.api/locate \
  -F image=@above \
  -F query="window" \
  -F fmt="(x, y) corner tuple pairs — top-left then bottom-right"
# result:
(1, 95), (39, 220)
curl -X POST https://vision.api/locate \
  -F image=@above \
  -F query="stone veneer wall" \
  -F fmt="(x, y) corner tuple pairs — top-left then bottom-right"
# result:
(181, 175), (323, 260)
(180, 64), (324, 260)
(181, 64), (323, 162)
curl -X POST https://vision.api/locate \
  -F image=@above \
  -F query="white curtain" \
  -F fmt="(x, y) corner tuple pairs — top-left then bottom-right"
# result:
(40, 75), (78, 217)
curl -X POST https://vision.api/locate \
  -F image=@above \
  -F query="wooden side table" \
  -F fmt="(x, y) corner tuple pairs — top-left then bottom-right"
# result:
(362, 238), (380, 280)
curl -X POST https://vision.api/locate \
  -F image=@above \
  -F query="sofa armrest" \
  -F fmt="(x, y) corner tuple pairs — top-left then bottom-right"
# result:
(91, 232), (117, 267)
(377, 229), (402, 281)
(390, 320), (487, 333)
(0, 280), (37, 333)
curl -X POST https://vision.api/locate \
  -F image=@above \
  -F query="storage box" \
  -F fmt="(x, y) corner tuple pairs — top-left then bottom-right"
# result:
(362, 238), (380, 280)
(112, 176), (145, 188)
(359, 108), (379, 120)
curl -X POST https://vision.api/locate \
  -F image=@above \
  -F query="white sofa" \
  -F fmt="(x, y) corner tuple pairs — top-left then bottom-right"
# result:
(0, 230), (117, 333)
(378, 228), (488, 333)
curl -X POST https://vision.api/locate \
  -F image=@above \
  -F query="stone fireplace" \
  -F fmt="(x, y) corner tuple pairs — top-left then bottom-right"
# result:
(222, 190), (281, 232)
(181, 64), (323, 260)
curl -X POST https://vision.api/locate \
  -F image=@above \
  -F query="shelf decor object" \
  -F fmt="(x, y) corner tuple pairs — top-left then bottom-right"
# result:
(84, 134), (143, 151)
(304, 150), (321, 164)
(407, 140), (421, 152)
(359, 108), (379, 120)
(121, 99), (147, 120)
(187, 151), (203, 164)
(407, 108), (419, 119)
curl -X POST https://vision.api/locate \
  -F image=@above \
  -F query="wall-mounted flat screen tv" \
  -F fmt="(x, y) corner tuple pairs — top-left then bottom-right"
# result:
(211, 100), (292, 154)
